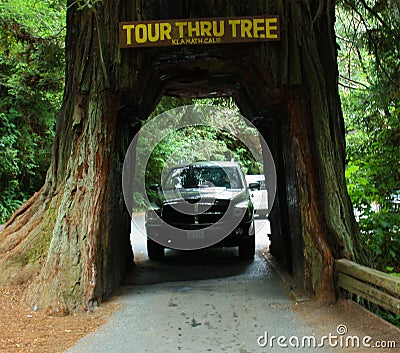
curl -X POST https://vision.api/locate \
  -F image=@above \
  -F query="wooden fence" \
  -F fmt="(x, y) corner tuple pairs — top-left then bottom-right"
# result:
(335, 259), (400, 315)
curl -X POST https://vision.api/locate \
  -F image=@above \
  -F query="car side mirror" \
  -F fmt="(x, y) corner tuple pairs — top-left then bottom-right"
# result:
(149, 184), (160, 192)
(249, 182), (260, 191)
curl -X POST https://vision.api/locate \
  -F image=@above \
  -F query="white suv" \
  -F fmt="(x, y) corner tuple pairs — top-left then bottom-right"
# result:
(245, 174), (268, 218)
(145, 161), (258, 260)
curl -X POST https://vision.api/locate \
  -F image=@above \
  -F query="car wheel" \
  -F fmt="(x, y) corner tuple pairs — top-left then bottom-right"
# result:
(147, 238), (164, 261)
(239, 235), (255, 260)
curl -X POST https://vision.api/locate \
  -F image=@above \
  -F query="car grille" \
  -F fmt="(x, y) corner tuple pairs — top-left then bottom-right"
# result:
(161, 200), (230, 229)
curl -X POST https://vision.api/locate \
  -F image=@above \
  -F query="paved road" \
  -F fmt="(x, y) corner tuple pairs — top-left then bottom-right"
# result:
(65, 215), (330, 353)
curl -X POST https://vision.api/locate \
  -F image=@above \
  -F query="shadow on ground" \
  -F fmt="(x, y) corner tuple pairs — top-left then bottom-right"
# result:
(124, 247), (259, 286)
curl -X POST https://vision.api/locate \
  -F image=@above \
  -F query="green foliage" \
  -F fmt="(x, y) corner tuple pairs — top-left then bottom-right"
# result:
(374, 309), (400, 328)
(192, 98), (263, 175)
(137, 97), (262, 209)
(358, 208), (400, 271)
(0, 0), (65, 223)
(69, 0), (103, 11)
(145, 124), (231, 187)
(337, 0), (400, 267)
(337, 0), (399, 325)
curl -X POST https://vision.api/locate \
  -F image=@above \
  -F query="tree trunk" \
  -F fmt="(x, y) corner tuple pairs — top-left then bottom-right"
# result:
(0, 0), (369, 313)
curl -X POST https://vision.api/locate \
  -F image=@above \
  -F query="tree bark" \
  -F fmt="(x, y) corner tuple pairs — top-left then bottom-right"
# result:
(0, 0), (369, 312)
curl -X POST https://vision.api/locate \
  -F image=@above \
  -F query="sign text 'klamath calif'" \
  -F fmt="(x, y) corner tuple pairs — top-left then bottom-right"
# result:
(119, 16), (280, 48)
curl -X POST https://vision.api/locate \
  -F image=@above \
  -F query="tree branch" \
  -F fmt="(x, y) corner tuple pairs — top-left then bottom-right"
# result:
(339, 75), (369, 89)
(342, 0), (400, 90)
(358, 0), (386, 27)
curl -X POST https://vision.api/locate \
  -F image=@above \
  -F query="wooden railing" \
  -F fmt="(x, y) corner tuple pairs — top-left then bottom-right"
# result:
(335, 259), (400, 315)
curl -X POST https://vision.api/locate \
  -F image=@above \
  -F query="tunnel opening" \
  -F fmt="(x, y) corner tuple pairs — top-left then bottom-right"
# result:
(118, 44), (306, 292)
(127, 97), (273, 283)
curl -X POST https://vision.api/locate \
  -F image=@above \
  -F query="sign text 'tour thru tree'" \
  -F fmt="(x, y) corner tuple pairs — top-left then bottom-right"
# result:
(119, 16), (280, 48)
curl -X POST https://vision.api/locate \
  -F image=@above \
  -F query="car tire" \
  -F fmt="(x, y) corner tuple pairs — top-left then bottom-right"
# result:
(147, 238), (164, 261)
(239, 235), (255, 260)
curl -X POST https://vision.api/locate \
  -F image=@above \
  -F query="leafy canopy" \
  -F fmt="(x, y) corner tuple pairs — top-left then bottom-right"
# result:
(0, 0), (65, 222)
(336, 0), (400, 273)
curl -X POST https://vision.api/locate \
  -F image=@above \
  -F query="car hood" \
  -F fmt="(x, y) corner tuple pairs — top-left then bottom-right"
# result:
(155, 187), (244, 206)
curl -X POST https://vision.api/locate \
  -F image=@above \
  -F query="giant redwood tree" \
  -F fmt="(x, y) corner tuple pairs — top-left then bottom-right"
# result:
(0, 0), (368, 313)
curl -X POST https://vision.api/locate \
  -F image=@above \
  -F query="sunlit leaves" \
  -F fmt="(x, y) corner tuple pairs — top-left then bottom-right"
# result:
(0, 0), (65, 222)
(336, 0), (400, 273)
(142, 97), (262, 190)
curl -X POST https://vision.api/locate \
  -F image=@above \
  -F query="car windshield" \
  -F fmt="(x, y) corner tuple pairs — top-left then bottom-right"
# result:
(163, 165), (243, 190)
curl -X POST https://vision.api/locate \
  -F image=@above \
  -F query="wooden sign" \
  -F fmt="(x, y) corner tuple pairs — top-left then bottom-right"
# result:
(119, 16), (280, 48)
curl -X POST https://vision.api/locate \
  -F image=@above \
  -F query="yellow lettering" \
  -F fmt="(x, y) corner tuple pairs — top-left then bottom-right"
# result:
(228, 19), (240, 38)
(200, 21), (212, 36)
(175, 22), (187, 38)
(123, 24), (135, 45)
(147, 23), (159, 42)
(188, 21), (200, 37)
(213, 20), (224, 37)
(253, 19), (265, 38)
(135, 24), (147, 43)
(241, 19), (252, 38)
(121, 17), (279, 47)
(160, 23), (172, 40)
(266, 18), (278, 39)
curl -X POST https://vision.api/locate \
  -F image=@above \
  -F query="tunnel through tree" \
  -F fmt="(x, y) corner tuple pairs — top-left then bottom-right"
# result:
(0, 0), (368, 313)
